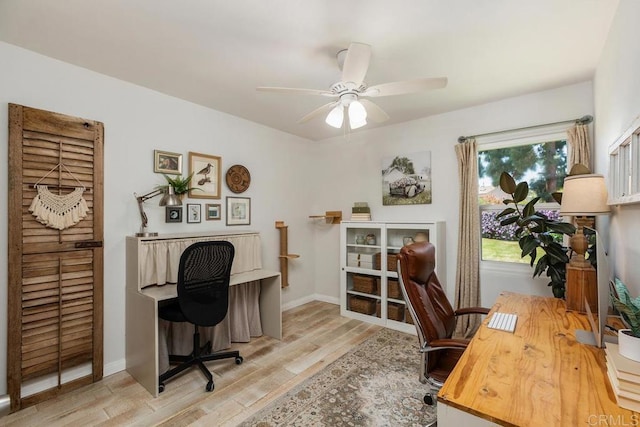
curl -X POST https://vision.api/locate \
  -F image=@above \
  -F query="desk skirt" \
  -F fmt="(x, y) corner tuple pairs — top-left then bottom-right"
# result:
(158, 281), (262, 374)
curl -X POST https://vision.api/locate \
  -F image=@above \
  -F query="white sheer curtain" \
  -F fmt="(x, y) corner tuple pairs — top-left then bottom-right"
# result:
(454, 139), (482, 337)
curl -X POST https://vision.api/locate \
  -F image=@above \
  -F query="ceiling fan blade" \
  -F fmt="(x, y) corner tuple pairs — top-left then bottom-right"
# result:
(341, 42), (371, 87)
(257, 86), (336, 97)
(298, 101), (339, 124)
(363, 77), (448, 97)
(360, 99), (390, 123)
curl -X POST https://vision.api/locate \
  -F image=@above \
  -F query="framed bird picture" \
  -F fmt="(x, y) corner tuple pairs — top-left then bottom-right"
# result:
(188, 152), (221, 199)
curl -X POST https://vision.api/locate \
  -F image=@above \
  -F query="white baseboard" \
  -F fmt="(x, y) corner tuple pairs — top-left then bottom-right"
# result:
(282, 294), (339, 311)
(104, 359), (126, 377)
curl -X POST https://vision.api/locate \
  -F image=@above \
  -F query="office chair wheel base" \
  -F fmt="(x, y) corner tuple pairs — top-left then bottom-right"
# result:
(203, 341), (212, 355)
(206, 381), (215, 392)
(235, 356), (243, 365)
(424, 394), (434, 405)
(159, 383), (165, 393)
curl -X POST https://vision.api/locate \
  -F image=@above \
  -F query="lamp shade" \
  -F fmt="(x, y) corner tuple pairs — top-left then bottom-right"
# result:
(559, 174), (610, 216)
(159, 186), (182, 207)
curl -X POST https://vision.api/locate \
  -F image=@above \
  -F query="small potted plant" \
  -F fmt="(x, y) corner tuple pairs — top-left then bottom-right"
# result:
(158, 173), (195, 199)
(611, 278), (640, 362)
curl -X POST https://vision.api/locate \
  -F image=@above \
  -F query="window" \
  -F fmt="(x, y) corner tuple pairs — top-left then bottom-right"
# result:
(609, 115), (640, 205)
(478, 137), (567, 263)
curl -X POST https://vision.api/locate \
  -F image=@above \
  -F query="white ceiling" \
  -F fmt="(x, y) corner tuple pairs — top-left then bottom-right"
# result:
(0, 0), (619, 141)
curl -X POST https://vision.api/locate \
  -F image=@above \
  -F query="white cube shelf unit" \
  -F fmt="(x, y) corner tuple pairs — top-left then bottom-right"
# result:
(340, 220), (445, 334)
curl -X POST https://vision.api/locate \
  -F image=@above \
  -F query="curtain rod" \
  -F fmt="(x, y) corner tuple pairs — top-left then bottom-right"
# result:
(457, 115), (593, 143)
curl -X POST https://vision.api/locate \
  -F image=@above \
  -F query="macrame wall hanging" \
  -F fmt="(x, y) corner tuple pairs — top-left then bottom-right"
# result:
(29, 163), (89, 230)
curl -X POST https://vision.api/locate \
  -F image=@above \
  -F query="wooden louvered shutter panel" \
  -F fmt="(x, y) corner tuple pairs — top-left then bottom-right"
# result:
(8, 104), (104, 412)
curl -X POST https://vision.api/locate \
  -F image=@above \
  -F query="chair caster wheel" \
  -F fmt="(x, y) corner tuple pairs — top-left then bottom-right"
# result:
(424, 394), (434, 405)
(235, 356), (243, 365)
(206, 381), (214, 392)
(159, 383), (165, 393)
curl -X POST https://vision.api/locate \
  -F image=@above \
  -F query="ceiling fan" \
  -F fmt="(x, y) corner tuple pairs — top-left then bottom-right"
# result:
(257, 42), (447, 130)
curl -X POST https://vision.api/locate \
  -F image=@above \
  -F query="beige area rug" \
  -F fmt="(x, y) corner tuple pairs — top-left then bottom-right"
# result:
(240, 328), (437, 426)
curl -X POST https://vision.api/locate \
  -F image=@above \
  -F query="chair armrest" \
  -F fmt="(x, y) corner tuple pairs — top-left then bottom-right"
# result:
(428, 338), (469, 349)
(455, 307), (490, 316)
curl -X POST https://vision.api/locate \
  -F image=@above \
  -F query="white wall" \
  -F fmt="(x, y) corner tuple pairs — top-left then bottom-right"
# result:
(0, 41), (319, 394)
(311, 82), (594, 307)
(0, 27), (619, 398)
(593, 0), (640, 295)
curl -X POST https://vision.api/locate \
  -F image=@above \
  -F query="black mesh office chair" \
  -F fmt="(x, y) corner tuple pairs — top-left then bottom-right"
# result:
(158, 240), (243, 393)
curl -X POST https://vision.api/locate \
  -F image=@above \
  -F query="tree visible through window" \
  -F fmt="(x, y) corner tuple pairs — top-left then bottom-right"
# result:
(479, 139), (567, 263)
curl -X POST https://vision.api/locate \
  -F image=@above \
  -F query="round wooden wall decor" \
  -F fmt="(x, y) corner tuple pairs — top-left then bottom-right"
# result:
(225, 164), (251, 193)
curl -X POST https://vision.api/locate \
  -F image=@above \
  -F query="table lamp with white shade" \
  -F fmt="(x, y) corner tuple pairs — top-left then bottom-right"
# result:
(559, 173), (610, 267)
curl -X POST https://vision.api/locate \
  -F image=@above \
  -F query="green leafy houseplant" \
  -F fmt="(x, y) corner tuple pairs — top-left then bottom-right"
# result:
(611, 278), (640, 338)
(159, 173), (195, 196)
(496, 172), (576, 298)
(611, 278), (640, 362)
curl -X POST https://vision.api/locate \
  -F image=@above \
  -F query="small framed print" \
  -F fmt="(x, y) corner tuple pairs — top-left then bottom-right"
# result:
(226, 197), (250, 226)
(186, 203), (201, 223)
(166, 206), (182, 223)
(154, 150), (182, 175)
(205, 203), (221, 221)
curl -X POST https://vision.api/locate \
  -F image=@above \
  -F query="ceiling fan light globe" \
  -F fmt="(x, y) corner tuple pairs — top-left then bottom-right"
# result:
(325, 105), (344, 128)
(350, 118), (367, 129)
(348, 100), (367, 129)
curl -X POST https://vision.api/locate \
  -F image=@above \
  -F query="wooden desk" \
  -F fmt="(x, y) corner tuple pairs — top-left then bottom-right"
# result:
(437, 292), (638, 426)
(125, 232), (281, 397)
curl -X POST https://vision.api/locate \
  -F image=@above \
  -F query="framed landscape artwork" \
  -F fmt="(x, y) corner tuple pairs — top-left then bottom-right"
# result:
(189, 152), (221, 199)
(205, 203), (221, 221)
(381, 151), (432, 206)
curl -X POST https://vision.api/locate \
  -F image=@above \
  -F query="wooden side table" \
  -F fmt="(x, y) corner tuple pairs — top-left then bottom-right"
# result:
(565, 264), (597, 313)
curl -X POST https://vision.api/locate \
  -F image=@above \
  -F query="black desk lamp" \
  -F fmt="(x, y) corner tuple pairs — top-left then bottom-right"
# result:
(134, 186), (182, 237)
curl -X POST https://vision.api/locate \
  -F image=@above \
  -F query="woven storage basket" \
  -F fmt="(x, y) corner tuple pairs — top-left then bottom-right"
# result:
(375, 253), (399, 272)
(353, 275), (377, 294)
(349, 295), (377, 315)
(387, 302), (405, 321)
(388, 279), (401, 299)
(406, 310), (415, 325)
(375, 301), (405, 321)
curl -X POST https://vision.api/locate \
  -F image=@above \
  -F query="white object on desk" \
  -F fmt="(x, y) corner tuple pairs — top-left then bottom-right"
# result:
(487, 312), (517, 333)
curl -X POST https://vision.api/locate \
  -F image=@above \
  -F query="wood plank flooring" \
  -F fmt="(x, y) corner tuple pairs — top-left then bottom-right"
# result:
(0, 301), (381, 427)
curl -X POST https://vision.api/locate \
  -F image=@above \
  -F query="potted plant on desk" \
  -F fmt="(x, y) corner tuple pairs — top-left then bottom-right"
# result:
(496, 172), (576, 298)
(611, 278), (640, 362)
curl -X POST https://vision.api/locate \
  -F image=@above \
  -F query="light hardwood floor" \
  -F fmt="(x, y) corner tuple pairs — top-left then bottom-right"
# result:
(1, 301), (381, 427)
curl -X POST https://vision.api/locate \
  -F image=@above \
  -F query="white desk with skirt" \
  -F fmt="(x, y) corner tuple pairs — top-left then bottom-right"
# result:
(125, 231), (281, 397)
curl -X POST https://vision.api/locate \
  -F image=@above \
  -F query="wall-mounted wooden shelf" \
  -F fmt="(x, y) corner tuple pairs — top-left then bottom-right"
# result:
(308, 210), (342, 224)
(275, 221), (299, 288)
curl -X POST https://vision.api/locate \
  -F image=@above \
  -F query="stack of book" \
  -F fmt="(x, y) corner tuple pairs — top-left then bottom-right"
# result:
(351, 202), (371, 221)
(605, 342), (640, 411)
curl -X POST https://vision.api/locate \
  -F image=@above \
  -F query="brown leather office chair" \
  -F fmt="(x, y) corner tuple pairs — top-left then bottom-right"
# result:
(397, 241), (490, 405)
